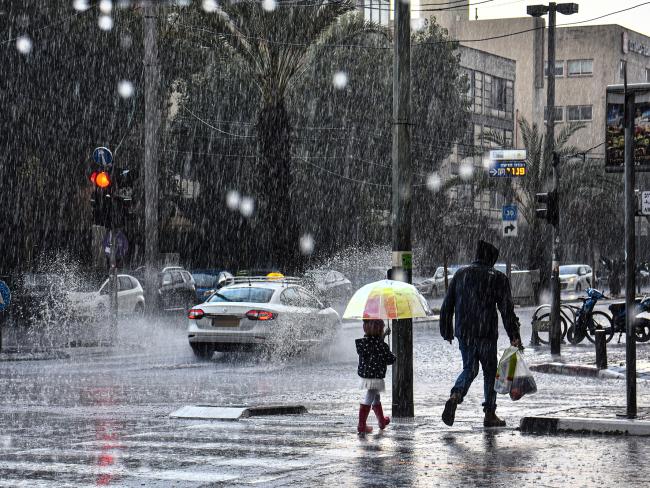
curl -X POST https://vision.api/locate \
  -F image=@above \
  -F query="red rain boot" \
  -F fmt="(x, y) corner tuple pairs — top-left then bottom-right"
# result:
(357, 404), (373, 434)
(372, 403), (390, 430)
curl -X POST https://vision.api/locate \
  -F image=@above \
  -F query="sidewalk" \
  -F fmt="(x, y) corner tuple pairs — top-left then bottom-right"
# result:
(520, 406), (650, 435)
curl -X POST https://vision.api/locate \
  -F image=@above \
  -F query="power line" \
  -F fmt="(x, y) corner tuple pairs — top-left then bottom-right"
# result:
(292, 155), (391, 187)
(179, 104), (256, 138)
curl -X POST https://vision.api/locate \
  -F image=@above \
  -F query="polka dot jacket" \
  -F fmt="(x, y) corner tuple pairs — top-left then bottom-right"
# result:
(355, 336), (397, 379)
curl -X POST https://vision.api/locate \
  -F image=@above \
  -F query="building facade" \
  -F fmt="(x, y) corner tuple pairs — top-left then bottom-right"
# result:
(426, 0), (650, 161)
(445, 46), (516, 219)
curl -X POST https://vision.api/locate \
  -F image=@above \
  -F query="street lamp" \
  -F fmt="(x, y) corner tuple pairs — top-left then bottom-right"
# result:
(527, 3), (578, 356)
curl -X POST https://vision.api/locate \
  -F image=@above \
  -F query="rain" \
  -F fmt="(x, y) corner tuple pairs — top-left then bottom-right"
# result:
(0, 0), (650, 486)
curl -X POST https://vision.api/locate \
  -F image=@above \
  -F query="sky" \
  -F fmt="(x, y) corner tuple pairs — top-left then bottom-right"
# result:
(474, 0), (650, 37)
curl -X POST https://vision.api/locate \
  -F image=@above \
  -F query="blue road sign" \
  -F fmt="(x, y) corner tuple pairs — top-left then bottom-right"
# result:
(0, 280), (11, 312)
(502, 205), (518, 221)
(93, 146), (113, 167)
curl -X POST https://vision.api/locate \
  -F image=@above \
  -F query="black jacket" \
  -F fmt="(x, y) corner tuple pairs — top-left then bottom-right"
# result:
(356, 336), (396, 379)
(439, 241), (521, 343)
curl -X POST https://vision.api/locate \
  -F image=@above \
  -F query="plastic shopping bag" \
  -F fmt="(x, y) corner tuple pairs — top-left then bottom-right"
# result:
(494, 347), (537, 400)
(494, 346), (518, 395)
(509, 350), (537, 400)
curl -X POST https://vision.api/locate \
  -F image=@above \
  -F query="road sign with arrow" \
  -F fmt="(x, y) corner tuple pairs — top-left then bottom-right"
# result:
(502, 220), (518, 237)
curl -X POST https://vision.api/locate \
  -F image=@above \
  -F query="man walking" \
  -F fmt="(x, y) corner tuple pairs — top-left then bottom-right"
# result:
(439, 240), (522, 427)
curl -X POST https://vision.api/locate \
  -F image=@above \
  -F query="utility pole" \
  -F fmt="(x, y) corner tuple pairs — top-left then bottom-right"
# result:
(623, 66), (637, 419)
(391, 0), (413, 418)
(528, 2), (578, 355)
(144, 0), (160, 315)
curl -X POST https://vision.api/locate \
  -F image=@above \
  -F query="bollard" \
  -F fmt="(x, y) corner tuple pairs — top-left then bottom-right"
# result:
(595, 329), (608, 370)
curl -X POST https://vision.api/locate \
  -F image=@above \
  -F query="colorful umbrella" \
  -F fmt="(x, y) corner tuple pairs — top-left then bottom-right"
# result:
(343, 279), (431, 320)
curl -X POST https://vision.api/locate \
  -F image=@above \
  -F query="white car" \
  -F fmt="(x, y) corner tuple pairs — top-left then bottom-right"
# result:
(303, 269), (352, 301)
(559, 264), (593, 292)
(187, 280), (341, 358)
(416, 266), (464, 298)
(66, 274), (145, 319)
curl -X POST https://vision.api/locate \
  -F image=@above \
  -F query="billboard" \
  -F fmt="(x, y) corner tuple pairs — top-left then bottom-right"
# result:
(606, 84), (650, 171)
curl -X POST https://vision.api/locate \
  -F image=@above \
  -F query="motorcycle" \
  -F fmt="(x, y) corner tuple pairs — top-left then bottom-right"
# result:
(607, 297), (650, 343)
(566, 288), (611, 345)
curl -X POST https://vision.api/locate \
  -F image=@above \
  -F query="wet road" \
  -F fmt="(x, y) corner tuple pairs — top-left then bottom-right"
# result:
(0, 306), (649, 486)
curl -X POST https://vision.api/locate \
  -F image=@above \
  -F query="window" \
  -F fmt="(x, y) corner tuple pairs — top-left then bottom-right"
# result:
(491, 77), (507, 112)
(544, 106), (564, 122)
(544, 60), (564, 77)
(474, 72), (483, 114)
(646, 68), (650, 82)
(118, 277), (134, 291)
(620, 60), (626, 80)
(171, 271), (184, 284)
(568, 59), (593, 76)
(567, 105), (592, 121)
(363, 0), (389, 26)
(209, 287), (275, 303)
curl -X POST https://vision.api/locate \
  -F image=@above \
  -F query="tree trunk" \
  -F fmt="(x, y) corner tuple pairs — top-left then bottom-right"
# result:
(256, 100), (298, 272)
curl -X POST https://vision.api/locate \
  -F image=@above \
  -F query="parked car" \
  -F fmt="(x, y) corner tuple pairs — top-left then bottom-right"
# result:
(416, 265), (464, 298)
(494, 263), (520, 274)
(187, 278), (341, 358)
(303, 269), (353, 301)
(191, 269), (234, 303)
(132, 266), (196, 312)
(559, 264), (593, 292)
(66, 274), (145, 319)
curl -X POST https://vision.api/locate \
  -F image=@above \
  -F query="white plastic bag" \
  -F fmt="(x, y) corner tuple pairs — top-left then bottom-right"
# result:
(494, 346), (518, 395)
(509, 350), (537, 400)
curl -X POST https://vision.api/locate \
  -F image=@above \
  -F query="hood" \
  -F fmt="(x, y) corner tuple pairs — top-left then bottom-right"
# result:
(475, 240), (499, 267)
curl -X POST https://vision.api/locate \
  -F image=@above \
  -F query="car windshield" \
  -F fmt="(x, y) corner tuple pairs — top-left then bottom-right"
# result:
(560, 265), (581, 275)
(192, 273), (217, 288)
(208, 287), (275, 303)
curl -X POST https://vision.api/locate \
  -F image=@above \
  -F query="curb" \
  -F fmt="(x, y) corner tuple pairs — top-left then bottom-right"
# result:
(170, 404), (308, 420)
(530, 362), (649, 381)
(520, 416), (650, 436)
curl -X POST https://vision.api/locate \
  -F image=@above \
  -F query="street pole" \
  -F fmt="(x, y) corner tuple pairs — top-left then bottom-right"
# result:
(109, 198), (118, 338)
(623, 68), (637, 419)
(391, 0), (414, 418)
(544, 4), (562, 356)
(144, 0), (160, 315)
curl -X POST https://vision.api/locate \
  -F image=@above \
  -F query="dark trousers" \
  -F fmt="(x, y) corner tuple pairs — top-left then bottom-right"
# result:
(451, 338), (498, 413)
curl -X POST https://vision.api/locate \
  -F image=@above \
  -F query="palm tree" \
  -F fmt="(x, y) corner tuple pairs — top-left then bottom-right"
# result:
(170, 1), (383, 270)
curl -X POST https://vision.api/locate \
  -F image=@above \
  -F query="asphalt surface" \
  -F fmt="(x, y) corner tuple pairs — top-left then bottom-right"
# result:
(0, 303), (649, 486)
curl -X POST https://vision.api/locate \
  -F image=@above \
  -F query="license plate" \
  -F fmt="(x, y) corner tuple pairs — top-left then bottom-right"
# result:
(212, 316), (240, 327)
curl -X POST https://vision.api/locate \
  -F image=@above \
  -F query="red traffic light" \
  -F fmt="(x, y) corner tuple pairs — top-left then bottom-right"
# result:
(95, 171), (111, 189)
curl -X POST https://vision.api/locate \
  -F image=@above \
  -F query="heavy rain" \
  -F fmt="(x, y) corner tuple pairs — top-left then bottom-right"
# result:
(0, 0), (650, 486)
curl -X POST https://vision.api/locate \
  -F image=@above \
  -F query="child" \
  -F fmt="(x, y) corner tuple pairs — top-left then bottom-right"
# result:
(355, 319), (397, 434)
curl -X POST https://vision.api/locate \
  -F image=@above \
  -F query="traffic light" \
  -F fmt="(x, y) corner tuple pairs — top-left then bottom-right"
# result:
(89, 166), (113, 228)
(536, 191), (559, 227)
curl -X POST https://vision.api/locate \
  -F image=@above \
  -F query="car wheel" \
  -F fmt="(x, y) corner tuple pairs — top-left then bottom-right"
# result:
(191, 343), (215, 359)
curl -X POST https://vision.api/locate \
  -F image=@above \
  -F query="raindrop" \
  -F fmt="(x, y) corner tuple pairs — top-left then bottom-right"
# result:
(99, 0), (113, 14)
(426, 172), (441, 192)
(262, 0), (277, 12)
(299, 234), (315, 255)
(202, 0), (218, 13)
(98, 15), (114, 31)
(239, 197), (255, 218)
(117, 80), (135, 99)
(120, 33), (133, 49)
(15, 36), (32, 55)
(411, 18), (425, 32)
(332, 71), (348, 90)
(73, 0), (91, 11)
(226, 190), (241, 210)
(459, 162), (474, 180)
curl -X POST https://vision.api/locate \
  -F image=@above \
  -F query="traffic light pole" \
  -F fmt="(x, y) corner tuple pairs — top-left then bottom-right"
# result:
(624, 74), (637, 419)
(391, 0), (414, 418)
(545, 5), (562, 356)
(144, 0), (160, 315)
(109, 200), (118, 338)
(550, 154), (562, 355)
